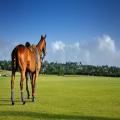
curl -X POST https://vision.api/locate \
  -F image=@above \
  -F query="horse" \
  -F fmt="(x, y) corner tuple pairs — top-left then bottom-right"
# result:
(11, 35), (46, 105)
(25, 41), (46, 100)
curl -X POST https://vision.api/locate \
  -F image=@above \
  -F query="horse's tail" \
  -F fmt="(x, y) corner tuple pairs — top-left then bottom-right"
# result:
(11, 47), (18, 73)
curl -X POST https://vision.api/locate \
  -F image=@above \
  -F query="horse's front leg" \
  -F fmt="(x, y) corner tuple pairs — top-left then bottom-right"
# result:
(31, 72), (39, 102)
(20, 71), (26, 105)
(31, 73), (35, 102)
(25, 72), (30, 99)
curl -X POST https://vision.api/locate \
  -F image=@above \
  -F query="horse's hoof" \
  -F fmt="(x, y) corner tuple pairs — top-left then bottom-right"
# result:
(27, 95), (30, 99)
(23, 101), (26, 105)
(12, 102), (14, 105)
(32, 96), (35, 102)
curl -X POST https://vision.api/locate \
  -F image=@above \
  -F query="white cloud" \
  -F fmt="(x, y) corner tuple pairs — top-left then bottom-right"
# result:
(74, 42), (80, 48)
(68, 42), (80, 49)
(1, 34), (120, 66)
(98, 34), (116, 53)
(88, 34), (120, 66)
(47, 34), (120, 66)
(52, 41), (65, 52)
(84, 50), (90, 63)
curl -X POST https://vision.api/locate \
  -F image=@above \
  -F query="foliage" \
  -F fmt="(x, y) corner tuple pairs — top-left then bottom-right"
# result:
(0, 60), (11, 70)
(0, 60), (120, 77)
(41, 61), (120, 77)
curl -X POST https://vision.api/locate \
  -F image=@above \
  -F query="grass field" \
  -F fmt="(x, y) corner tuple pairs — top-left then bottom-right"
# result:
(0, 75), (120, 120)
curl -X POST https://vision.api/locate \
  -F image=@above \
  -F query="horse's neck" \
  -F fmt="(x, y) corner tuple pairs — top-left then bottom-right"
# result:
(36, 40), (43, 55)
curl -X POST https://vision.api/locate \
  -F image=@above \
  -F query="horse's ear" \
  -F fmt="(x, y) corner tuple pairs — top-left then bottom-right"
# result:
(45, 34), (46, 39)
(41, 34), (46, 39)
(41, 35), (43, 39)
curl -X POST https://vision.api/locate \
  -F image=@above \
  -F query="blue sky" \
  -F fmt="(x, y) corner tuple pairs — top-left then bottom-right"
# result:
(0, 0), (120, 66)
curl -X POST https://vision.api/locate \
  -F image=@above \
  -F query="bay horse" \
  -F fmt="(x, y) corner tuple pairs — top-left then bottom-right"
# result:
(11, 35), (46, 105)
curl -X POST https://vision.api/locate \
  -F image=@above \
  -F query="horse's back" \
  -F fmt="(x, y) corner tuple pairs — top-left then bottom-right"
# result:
(12, 44), (26, 56)
(12, 44), (40, 73)
(17, 45), (27, 57)
(18, 45), (38, 72)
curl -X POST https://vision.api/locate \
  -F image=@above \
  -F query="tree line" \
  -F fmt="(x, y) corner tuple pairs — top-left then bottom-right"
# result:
(42, 61), (120, 77)
(0, 60), (120, 77)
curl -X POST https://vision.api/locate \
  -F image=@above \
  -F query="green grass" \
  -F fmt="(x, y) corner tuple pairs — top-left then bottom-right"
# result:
(0, 75), (120, 120)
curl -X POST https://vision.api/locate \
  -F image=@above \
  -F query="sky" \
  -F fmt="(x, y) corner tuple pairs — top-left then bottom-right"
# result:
(0, 0), (120, 66)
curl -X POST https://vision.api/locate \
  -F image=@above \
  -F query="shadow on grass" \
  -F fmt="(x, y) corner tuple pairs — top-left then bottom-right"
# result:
(0, 98), (33, 106)
(0, 98), (11, 106)
(0, 111), (120, 120)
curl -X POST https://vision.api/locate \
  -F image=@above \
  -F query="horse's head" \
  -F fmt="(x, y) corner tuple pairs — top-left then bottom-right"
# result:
(41, 34), (47, 57)
(36, 34), (47, 60)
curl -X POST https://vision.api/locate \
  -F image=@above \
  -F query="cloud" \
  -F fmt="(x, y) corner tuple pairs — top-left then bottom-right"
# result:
(67, 42), (80, 49)
(52, 41), (65, 52)
(95, 35), (120, 66)
(85, 34), (120, 66)
(46, 34), (120, 66)
(48, 41), (87, 63)
(1, 34), (120, 66)
(98, 34), (116, 53)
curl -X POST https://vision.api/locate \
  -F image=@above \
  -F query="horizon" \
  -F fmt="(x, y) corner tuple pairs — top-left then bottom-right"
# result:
(0, 0), (120, 66)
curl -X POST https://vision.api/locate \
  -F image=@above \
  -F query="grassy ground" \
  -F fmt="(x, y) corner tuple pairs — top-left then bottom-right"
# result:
(0, 75), (120, 120)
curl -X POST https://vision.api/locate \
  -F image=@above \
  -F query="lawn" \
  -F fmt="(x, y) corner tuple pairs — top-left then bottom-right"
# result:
(0, 75), (120, 120)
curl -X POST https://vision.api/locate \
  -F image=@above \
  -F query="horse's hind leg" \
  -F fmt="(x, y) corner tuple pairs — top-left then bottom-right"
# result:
(25, 72), (30, 99)
(20, 71), (26, 105)
(11, 71), (15, 105)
